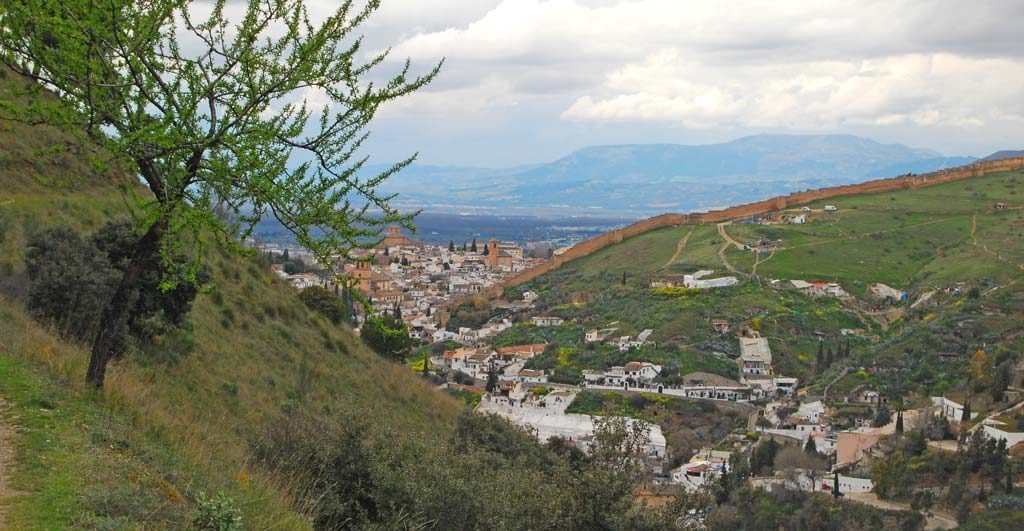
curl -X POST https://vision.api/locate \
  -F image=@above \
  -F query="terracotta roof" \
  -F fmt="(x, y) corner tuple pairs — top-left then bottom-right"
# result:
(496, 343), (546, 355)
(624, 362), (644, 371)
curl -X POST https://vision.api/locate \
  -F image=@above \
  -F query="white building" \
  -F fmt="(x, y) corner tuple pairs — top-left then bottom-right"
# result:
(739, 335), (773, 378)
(683, 270), (740, 289)
(531, 316), (564, 327)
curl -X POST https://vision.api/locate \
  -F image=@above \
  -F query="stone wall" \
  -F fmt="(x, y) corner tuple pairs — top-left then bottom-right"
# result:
(484, 157), (1024, 299)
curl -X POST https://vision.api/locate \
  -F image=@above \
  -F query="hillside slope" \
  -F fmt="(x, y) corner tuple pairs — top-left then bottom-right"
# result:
(469, 167), (1024, 395)
(0, 71), (462, 528)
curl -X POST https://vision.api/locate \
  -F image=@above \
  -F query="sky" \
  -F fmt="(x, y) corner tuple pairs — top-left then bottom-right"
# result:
(311, 0), (1024, 167)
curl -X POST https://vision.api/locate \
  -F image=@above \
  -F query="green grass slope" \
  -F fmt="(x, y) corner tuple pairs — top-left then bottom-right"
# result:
(486, 168), (1024, 396)
(0, 70), (462, 528)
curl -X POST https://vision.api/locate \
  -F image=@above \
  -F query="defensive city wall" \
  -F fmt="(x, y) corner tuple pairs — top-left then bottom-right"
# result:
(473, 156), (1024, 301)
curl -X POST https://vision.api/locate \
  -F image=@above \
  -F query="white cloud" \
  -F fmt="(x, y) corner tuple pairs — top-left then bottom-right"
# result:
(346, 0), (1024, 162)
(563, 51), (1024, 129)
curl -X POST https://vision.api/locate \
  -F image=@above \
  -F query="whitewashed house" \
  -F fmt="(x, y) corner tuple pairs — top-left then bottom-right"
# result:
(531, 316), (564, 327)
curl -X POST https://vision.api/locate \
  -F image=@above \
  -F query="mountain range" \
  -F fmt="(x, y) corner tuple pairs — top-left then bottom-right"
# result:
(374, 134), (980, 216)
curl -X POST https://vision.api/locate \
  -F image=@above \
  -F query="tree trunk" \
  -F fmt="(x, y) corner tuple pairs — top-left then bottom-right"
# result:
(85, 219), (165, 388)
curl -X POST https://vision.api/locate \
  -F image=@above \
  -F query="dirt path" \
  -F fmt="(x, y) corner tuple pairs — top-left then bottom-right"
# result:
(660, 227), (694, 270)
(716, 223), (744, 275)
(716, 222), (745, 250)
(751, 249), (774, 277)
(845, 493), (957, 529)
(0, 399), (23, 525)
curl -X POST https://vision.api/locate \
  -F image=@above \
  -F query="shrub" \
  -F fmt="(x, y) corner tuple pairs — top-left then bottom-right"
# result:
(191, 491), (242, 531)
(297, 285), (347, 324)
(26, 227), (121, 342)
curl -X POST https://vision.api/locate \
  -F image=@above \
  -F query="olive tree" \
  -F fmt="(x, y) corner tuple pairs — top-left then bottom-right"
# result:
(0, 0), (439, 387)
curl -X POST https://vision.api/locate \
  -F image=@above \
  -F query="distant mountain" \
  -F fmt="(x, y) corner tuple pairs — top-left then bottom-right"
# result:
(375, 134), (979, 216)
(981, 150), (1024, 161)
(861, 156), (978, 178)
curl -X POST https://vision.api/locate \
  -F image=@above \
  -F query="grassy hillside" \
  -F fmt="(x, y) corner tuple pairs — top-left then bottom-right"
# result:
(480, 168), (1024, 401)
(0, 69), (462, 528)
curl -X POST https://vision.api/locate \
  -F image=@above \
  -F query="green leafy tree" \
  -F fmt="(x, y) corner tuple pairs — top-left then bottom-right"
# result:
(0, 0), (439, 388)
(298, 286), (347, 325)
(361, 315), (415, 362)
(26, 223), (202, 354)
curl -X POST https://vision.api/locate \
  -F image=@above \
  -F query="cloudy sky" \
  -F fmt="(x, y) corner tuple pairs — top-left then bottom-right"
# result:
(335, 0), (1023, 166)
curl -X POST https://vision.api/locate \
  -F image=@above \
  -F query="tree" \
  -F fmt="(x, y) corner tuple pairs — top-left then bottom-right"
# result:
(361, 315), (416, 362)
(969, 349), (993, 392)
(621, 271), (626, 286)
(1007, 461), (1015, 494)
(805, 437), (818, 455)
(485, 362), (498, 393)
(750, 438), (780, 475)
(25, 227), (122, 343)
(816, 341), (824, 371)
(483, 244), (489, 256)
(962, 399), (972, 423)
(0, 0), (439, 388)
(298, 286), (347, 325)
(470, 238), (477, 253)
(895, 410), (904, 433)
(873, 406), (891, 428)
(833, 466), (841, 498)
(448, 240), (455, 252)
(282, 249), (290, 263)
(992, 361), (1012, 402)
(26, 222), (202, 353)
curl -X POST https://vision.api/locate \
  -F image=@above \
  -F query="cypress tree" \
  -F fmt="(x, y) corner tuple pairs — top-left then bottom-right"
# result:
(483, 244), (490, 256)
(962, 399), (972, 423)
(833, 468), (841, 498)
(486, 362), (498, 393)
(470, 238), (477, 252)
(621, 271), (627, 286)
(422, 352), (430, 376)
(1007, 462), (1014, 494)
(448, 240), (455, 252)
(805, 437), (817, 455)
(816, 341), (825, 371)
(895, 410), (904, 433)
